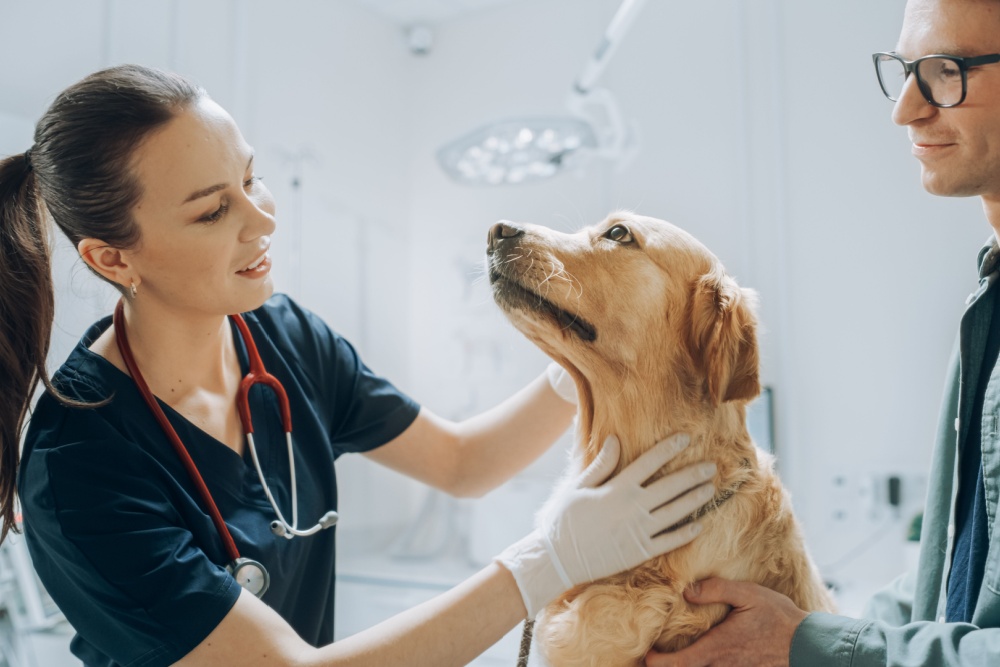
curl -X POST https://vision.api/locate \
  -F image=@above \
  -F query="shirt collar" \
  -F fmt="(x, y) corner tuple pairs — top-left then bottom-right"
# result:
(978, 237), (1000, 279)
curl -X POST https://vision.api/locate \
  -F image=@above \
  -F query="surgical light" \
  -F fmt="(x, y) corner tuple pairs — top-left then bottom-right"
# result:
(437, 0), (647, 186)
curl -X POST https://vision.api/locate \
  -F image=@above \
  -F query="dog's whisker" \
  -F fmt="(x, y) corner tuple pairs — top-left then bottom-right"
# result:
(499, 254), (525, 269)
(538, 264), (563, 297)
(551, 213), (575, 232)
(556, 267), (585, 299)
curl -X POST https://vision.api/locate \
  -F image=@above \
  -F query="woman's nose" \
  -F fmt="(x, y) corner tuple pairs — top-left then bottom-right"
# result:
(241, 189), (277, 240)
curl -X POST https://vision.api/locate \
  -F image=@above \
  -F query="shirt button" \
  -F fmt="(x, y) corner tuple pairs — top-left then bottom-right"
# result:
(948, 524), (955, 538)
(955, 418), (960, 432)
(939, 615), (946, 623)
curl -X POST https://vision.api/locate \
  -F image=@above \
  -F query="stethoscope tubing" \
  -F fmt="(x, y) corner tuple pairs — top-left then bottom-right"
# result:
(112, 299), (337, 595)
(246, 431), (307, 538)
(113, 300), (242, 564)
(227, 310), (337, 537)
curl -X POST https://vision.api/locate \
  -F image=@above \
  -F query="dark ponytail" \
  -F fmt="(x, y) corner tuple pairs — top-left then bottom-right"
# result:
(0, 64), (202, 544)
(0, 152), (53, 544)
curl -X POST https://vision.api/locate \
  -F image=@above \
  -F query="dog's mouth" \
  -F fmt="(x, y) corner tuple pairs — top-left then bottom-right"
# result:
(489, 268), (597, 343)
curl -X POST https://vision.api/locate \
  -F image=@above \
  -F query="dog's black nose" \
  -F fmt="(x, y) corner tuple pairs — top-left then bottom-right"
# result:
(488, 221), (524, 252)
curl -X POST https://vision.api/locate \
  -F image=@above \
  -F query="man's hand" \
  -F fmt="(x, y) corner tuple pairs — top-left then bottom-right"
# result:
(644, 578), (810, 667)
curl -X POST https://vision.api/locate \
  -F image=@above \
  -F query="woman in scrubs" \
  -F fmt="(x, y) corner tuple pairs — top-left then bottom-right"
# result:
(0, 65), (715, 666)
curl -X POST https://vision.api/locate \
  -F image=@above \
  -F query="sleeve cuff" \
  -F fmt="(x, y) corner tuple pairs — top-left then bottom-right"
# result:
(494, 530), (566, 619)
(790, 612), (873, 667)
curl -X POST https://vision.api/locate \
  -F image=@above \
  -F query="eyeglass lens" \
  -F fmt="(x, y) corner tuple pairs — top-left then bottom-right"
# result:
(876, 55), (964, 106)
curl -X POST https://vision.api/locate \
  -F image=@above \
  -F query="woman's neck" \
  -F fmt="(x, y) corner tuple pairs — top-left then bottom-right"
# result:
(93, 298), (241, 405)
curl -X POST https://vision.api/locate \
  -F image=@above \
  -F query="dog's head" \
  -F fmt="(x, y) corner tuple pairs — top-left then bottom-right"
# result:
(487, 212), (760, 430)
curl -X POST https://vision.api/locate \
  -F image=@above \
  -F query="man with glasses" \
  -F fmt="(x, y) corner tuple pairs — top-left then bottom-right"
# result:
(646, 0), (1000, 665)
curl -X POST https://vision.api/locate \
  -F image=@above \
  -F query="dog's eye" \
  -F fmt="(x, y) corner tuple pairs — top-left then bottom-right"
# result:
(604, 224), (634, 244)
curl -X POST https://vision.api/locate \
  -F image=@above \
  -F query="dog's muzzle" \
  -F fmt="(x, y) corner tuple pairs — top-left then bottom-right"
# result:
(487, 221), (597, 343)
(487, 220), (524, 253)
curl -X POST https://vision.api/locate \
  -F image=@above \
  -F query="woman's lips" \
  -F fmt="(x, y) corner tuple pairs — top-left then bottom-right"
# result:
(236, 254), (271, 278)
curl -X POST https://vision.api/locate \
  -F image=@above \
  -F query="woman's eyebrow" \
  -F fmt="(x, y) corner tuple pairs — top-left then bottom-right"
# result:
(181, 152), (255, 205)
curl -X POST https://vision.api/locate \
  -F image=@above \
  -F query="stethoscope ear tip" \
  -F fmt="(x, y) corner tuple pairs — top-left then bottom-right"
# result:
(320, 511), (339, 529)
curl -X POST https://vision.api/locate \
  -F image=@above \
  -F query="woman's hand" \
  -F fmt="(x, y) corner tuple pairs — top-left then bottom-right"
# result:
(645, 578), (809, 667)
(546, 361), (578, 404)
(496, 433), (716, 617)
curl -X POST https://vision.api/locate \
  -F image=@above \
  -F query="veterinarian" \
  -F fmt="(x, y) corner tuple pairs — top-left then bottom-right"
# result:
(646, 0), (1000, 665)
(0, 65), (719, 666)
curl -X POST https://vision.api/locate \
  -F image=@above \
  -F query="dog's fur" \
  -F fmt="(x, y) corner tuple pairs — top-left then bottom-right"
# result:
(487, 212), (835, 667)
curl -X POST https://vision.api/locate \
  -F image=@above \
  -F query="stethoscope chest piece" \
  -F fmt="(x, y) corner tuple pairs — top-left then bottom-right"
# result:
(227, 557), (270, 598)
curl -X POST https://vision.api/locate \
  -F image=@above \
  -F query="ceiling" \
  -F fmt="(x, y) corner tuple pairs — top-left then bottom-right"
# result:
(350, 0), (530, 25)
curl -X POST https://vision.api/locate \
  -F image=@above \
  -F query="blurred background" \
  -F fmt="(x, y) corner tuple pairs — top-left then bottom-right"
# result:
(0, 0), (987, 664)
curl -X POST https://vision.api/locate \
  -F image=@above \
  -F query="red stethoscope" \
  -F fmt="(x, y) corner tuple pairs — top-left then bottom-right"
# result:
(113, 300), (338, 598)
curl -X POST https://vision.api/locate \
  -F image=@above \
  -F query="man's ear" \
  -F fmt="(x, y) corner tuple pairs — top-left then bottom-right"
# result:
(77, 238), (134, 289)
(687, 266), (761, 405)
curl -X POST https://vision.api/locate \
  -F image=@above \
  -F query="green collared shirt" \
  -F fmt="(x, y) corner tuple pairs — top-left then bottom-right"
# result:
(791, 239), (1000, 666)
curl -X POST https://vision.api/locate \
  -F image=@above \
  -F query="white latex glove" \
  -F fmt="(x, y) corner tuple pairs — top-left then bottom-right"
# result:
(495, 433), (715, 618)
(546, 361), (578, 405)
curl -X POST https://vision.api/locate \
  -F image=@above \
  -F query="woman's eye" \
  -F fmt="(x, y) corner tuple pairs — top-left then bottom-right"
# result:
(199, 202), (229, 223)
(244, 175), (263, 188)
(604, 224), (634, 243)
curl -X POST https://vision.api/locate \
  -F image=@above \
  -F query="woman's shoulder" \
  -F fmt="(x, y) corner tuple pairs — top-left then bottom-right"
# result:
(25, 318), (160, 466)
(248, 293), (331, 337)
(245, 293), (356, 361)
(23, 384), (146, 465)
(20, 385), (163, 524)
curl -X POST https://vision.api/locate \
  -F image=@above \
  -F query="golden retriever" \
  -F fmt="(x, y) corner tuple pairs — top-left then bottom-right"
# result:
(486, 212), (835, 667)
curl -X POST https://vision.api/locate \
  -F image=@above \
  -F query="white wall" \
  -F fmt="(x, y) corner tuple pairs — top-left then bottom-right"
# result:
(1, 0), (991, 620)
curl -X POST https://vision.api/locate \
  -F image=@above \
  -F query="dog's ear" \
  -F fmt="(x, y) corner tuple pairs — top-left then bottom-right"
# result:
(687, 266), (761, 405)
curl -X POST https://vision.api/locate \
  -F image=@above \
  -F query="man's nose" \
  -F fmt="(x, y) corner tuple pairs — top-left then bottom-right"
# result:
(487, 221), (524, 252)
(892, 74), (937, 126)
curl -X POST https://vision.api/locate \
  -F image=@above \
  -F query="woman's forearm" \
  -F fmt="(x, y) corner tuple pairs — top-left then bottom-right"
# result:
(361, 370), (576, 497)
(178, 563), (528, 667)
(312, 563), (526, 667)
(450, 371), (576, 497)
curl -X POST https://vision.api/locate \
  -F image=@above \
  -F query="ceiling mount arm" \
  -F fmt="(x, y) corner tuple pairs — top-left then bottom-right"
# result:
(574, 0), (649, 95)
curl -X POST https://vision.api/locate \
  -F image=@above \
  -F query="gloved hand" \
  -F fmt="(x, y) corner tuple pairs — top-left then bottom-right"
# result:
(546, 361), (578, 405)
(495, 433), (715, 618)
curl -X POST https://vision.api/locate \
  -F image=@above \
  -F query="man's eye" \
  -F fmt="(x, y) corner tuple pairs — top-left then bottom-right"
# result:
(940, 64), (960, 78)
(604, 224), (634, 244)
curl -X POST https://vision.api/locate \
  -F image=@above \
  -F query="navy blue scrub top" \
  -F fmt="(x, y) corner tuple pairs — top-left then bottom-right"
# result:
(18, 294), (420, 667)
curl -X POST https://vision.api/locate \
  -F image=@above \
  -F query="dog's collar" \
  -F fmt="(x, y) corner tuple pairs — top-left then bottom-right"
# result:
(666, 458), (751, 533)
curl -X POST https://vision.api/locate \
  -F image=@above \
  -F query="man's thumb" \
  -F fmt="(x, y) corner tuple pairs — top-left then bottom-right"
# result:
(684, 577), (746, 606)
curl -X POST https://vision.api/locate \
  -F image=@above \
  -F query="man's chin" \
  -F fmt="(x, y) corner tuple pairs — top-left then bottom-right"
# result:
(921, 170), (979, 198)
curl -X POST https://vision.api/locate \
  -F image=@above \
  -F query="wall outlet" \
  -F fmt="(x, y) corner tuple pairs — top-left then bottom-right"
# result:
(827, 471), (927, 526)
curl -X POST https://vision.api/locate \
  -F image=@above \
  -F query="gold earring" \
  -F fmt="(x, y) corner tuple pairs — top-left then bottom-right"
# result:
(130, 281), (138, 298)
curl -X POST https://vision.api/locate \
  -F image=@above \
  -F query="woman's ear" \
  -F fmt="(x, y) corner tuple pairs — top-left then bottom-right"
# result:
(687, 266), (761, 405)
(77, 238), (135, 290)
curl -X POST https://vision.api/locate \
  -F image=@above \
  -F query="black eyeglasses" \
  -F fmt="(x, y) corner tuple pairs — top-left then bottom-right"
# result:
(872, 51), (1000, 108)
